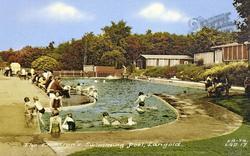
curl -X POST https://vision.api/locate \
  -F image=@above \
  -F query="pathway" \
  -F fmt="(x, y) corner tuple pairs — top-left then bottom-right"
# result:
(0, 75), (55, 156)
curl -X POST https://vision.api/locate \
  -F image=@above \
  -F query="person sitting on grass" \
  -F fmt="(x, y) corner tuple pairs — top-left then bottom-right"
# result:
(49, 109), (63, 138)
(62, 113), (76, 131)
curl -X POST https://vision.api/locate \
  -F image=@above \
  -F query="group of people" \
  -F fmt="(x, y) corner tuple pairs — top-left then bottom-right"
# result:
(24, 96), (76, 137)
(32, 71), (69, 97)
(24, 96), (45, 127)
(205, 75), (231, 97)
(24, 70), (79, 137)
(101, 91), (156, 126)
(25, 70), (157, 133)
(3, 66), (35, 79)
(74, 83), (98, 101)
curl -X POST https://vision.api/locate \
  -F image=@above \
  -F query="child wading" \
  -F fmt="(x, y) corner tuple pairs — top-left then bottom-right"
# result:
(33, 96), (45, 126)
(62, 113), (76, 131)
(49, 110), (63, 138)
(24, 97), (36, 127)
(134, 92), (151, 107)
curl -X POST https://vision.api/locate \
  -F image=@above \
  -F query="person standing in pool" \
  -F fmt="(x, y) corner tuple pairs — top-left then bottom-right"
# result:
(50, 91), (63, 111)
(33, 96), (45, 126)
(49, 110), (63, 138)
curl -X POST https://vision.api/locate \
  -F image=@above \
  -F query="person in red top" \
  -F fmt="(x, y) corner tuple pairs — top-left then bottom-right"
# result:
(47, 77), (64, 98)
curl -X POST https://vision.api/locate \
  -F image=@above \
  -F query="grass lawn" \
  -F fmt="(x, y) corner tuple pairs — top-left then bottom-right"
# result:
(69, 95), (250, 156)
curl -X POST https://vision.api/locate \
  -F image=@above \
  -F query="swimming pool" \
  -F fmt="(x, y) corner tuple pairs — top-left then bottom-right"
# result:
(41, 79), (203, 132)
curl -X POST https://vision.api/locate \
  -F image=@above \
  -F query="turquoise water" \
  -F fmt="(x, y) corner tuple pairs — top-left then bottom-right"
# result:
(41, 79), (203, 132)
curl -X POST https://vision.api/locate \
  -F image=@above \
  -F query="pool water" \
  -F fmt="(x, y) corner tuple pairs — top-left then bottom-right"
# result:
(41, 79), (203, 132)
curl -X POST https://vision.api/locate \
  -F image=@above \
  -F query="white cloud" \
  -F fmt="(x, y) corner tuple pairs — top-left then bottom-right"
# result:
(138, 3), (189, 23)
(23, 2), (94, 22)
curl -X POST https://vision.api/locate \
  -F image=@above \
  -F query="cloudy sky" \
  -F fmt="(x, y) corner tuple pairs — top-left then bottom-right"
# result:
(0, 0), (238, 50)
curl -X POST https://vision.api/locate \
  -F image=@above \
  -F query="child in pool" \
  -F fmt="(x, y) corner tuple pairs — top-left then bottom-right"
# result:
(62, 113), (76, 131)
(49, 110), (63, 138)
(102, 112), (136, 126)
(134, 92), (157, 113)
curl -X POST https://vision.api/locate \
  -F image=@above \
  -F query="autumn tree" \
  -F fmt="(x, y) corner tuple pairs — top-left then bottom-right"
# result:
(16, 46), (45, 67)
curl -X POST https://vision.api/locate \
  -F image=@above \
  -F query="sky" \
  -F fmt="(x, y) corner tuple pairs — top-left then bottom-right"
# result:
(0, 0), (239, 51)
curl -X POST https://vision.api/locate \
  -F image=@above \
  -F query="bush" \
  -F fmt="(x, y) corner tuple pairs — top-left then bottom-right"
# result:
(134, 62), (250, 86)
(164, 66), (177, 79)
(143, 64), (204, 81)
(31, 56), (59, 71)
(175, 64), (205, 81)
(202, 62), (250, 86)
(144, 67), (166, 78)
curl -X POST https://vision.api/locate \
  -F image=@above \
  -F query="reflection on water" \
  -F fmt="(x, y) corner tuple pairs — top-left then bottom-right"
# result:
(41, 79), (202, 132)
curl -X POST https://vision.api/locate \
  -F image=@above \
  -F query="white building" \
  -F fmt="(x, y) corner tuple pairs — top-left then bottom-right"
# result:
(194, 51), (223, 65)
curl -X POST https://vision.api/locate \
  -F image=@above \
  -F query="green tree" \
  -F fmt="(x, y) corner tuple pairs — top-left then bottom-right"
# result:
(191, 27), (236, 53)
(102, 20), (132, 46)
(101, 50), (126, 68)
(31, 56), (59, 71)
(233, 0), (250, 42)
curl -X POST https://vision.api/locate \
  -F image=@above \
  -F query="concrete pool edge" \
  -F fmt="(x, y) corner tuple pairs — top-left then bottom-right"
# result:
(133, 77), (245, 92)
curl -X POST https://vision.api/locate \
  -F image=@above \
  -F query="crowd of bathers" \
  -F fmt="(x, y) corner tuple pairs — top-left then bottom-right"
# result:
(23, 70), (78, 137)
(21, 70), (158, 137)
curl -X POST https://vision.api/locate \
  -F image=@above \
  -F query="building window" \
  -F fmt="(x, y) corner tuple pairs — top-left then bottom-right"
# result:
(184, 61), (189, 64)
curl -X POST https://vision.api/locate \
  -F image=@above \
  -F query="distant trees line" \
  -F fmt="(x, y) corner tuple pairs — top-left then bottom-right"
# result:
(0, 0), (248, 71)
(0, 21), (236, 71)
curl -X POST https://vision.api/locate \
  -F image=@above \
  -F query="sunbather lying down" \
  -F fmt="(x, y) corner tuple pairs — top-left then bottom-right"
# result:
(102, 112), (137, 126)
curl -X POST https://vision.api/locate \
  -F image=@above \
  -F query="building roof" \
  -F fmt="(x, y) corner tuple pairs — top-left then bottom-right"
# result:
(140, 55), (193, 60)
(211, 42), (246, 49)
(194, 51), (214, 55)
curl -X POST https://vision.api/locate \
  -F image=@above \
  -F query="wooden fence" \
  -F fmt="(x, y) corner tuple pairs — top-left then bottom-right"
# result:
(53, 66), (123, 77)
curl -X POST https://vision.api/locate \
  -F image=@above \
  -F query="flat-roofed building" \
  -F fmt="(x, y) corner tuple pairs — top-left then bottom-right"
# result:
(136, 55), (193, 69)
